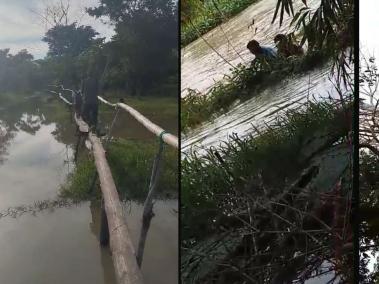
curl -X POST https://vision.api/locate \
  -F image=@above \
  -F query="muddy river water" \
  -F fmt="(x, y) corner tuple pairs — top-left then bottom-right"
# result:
(0, 95), (178, 284)
(181, 0), (350, 156)
(181, 0), (350, 282)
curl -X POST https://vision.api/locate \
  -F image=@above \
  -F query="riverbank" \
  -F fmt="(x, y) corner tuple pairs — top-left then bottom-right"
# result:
(99, 94), (178, 121)
(181, 99), (353, 282)
(182, 50), (330, 131)
(181, 0), (260, 47)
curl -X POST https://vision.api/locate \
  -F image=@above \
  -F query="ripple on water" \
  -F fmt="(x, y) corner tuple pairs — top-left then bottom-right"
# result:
(181, 0), (321, 96)
(182, 64), (350, 156)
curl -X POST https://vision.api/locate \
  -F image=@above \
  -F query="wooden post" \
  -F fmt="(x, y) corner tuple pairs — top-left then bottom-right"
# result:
(136, 141), (164, 267)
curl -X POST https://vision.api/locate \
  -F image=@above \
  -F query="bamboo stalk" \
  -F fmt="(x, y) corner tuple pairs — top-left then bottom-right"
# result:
(97, 96), (178, 149)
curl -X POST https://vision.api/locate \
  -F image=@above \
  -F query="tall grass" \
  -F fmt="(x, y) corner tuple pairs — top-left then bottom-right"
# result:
(182, 99), (352, 243)
(181, 99), (353, 282)
(60, 138), (178, 202)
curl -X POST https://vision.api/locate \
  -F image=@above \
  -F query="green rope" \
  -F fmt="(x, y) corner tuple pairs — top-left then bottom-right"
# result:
(158, 130), (168, 144)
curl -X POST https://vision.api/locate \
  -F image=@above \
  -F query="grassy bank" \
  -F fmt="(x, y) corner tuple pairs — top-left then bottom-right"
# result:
(60, 138), (178, 202)
(100, 93), (178, 119)
(182, 50), (330, 131)
(181, 100), (353, 282)
(181, 0), (260, 47)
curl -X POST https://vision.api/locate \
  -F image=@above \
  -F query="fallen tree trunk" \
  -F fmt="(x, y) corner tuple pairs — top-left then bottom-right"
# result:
(88, 132), (144, 284)
(72, 113), (143, 284)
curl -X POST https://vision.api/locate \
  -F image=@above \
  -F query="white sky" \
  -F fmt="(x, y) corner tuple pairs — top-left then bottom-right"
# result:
(360, 0), (379, 57)
(0, 0), (115, 59)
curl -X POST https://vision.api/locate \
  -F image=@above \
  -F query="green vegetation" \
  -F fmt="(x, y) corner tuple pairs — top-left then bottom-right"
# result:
(100, 94), (178, 118)
(60, 158), (98, 200)
(61, 138), (178, 202)
(181, 0), (259, 47)
(182, 51), (329, 131)
(181, 100), (353, 282)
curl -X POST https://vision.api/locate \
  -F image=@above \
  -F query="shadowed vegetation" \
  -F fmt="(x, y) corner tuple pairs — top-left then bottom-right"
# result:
(360, 152), (379, 283)
(359, 55), (379, 282)
(181, 100), (353, 282)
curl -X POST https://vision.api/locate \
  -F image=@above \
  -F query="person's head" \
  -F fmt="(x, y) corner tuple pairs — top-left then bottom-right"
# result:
(247, 40), (261, 55)
(274, 34), (287, 45)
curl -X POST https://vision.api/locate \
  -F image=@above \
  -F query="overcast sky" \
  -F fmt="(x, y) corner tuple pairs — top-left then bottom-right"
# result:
(360, 0), (379, 57)
(0, 0), (115, 59)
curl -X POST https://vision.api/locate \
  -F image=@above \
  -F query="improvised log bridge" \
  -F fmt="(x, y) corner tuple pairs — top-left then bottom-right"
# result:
(96, 96), (178, 266)
(74, 114), (143, 284)
(54, 87), (178, 284)
(53, 87), (143, 284)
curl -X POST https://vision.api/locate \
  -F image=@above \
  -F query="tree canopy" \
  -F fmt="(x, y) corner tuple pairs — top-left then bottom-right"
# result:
(42, 23), (100, 57)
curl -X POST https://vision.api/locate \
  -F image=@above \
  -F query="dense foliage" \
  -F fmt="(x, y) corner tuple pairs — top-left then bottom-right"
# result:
(0, 49), (45, 93)
(182, 100), (354, 282)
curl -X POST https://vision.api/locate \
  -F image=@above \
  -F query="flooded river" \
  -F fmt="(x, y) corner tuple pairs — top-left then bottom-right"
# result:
(182, 64), (342, 154)
(0, 94), (178, 284)
(181, 0), (350, 156)
(181, 0), (351, 282)
(181, 0), (319, 96)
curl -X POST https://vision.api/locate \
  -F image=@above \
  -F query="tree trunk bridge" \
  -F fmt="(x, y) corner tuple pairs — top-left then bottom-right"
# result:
(53, 87), (178, 284)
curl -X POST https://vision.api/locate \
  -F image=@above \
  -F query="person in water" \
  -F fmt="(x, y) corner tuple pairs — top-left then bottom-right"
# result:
(274, 34), (303, 57)
(246, 40), (277, 59)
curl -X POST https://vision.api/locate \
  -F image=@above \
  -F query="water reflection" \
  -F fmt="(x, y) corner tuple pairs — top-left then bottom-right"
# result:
(0, 93), (178, 284)
(0, 119), (13, 164)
